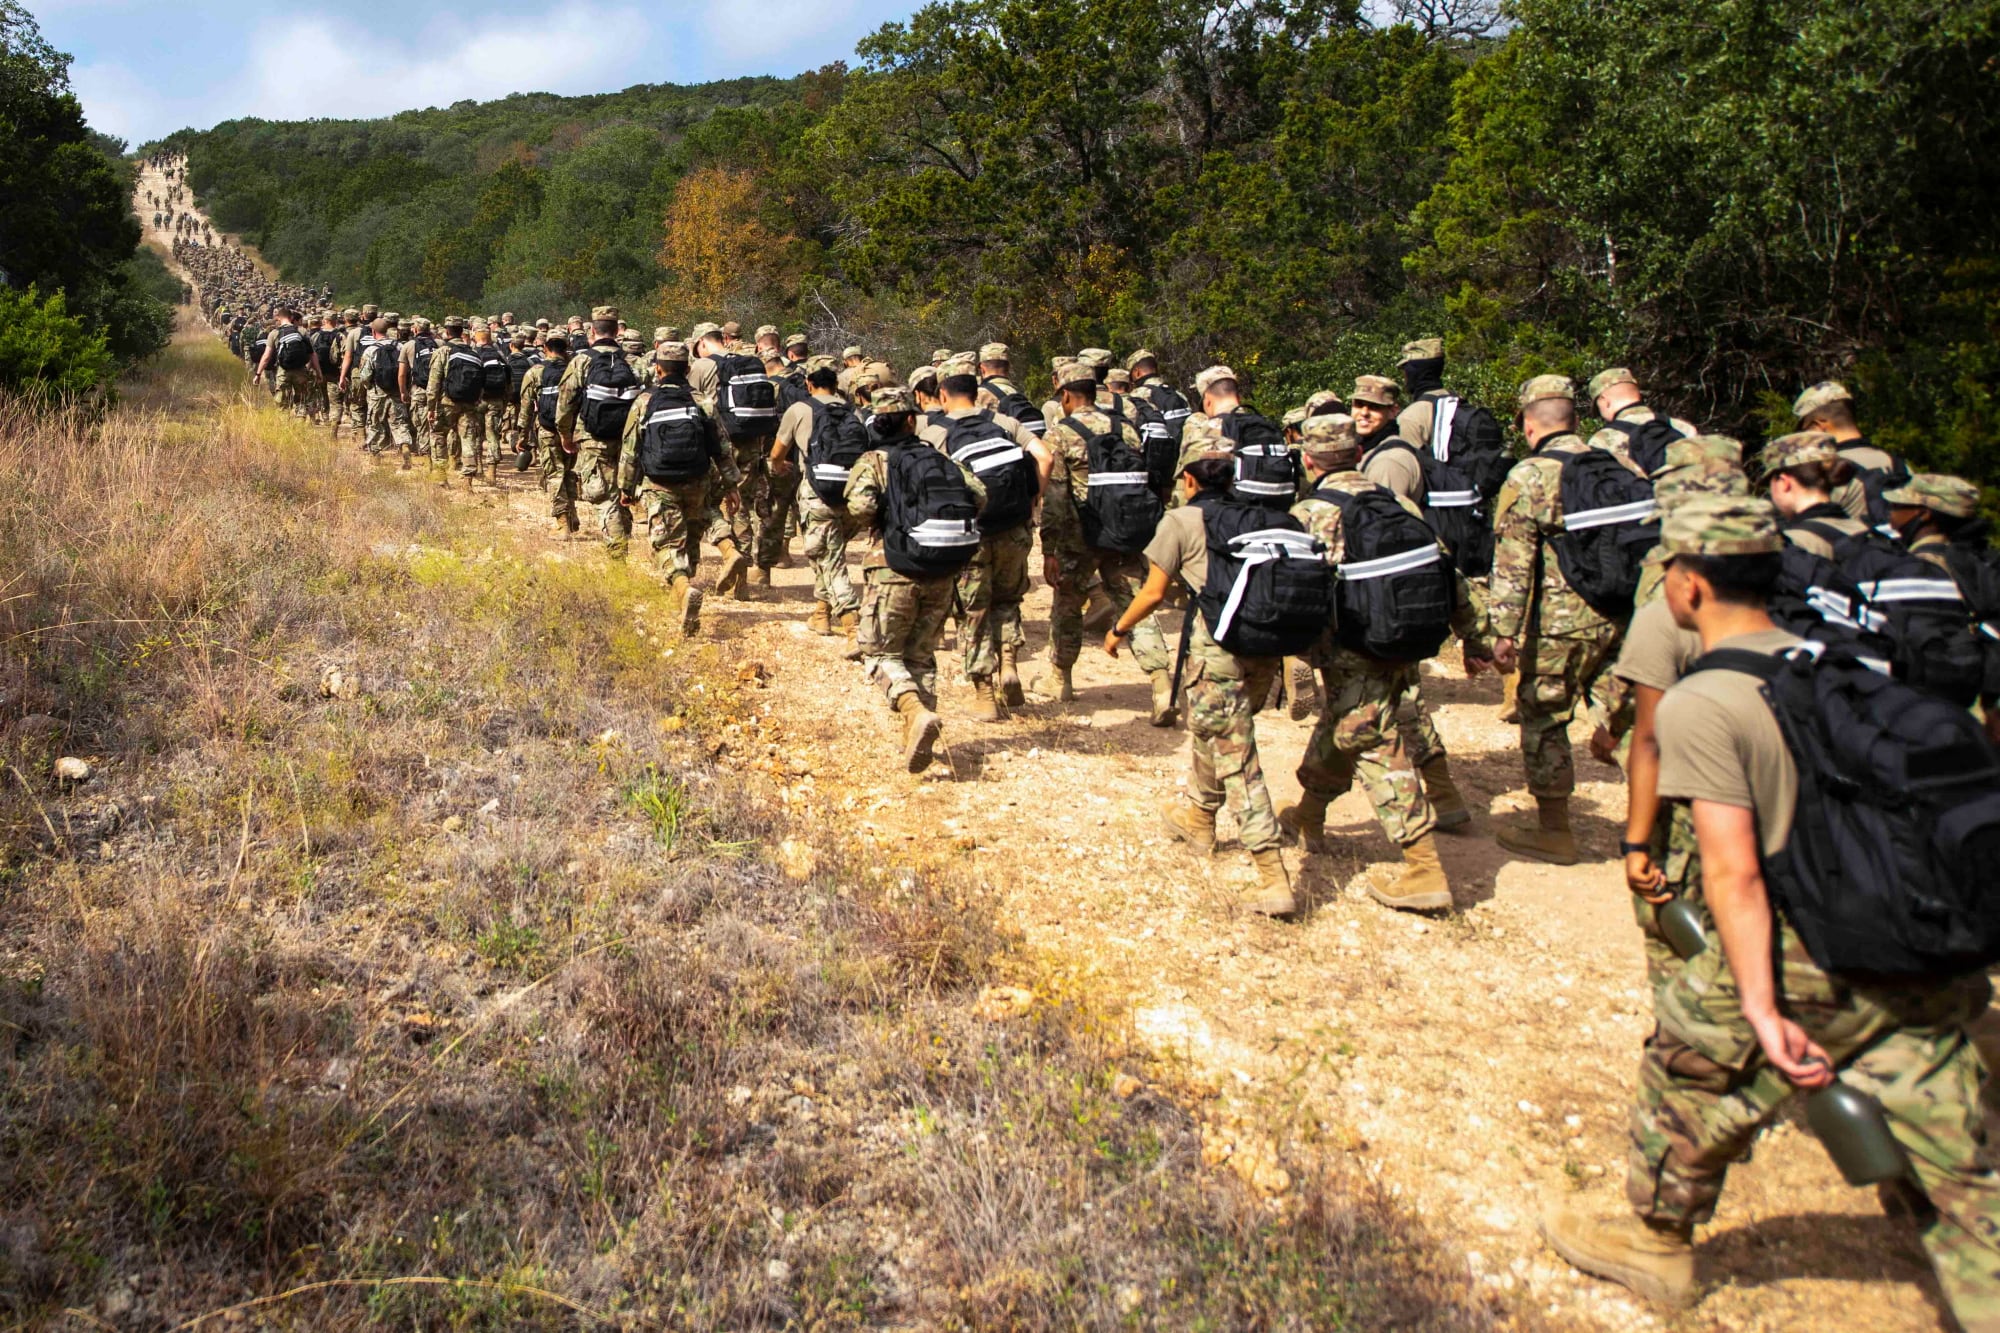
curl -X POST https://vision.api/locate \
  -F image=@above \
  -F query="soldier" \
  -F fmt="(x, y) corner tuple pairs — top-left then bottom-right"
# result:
(1280, 415), (1494, 910)
(1883, 473), (2000, 743)
(1037, 361), (1173, 715)
(556, 307), (644, 556)
(516, 334), (577, 538)
(251, 306), (321, 417)
(1352, 375), (1425, 504)
(400, 316), (438, 462)
(1126, 349), (1192, 439)
(920, 360), (1052, 718)
(1759, 431), (1867, 557)
(772, 357), (865, 639)
(338, 304), (378, 438)
(843, 385), (987, 774)
(690, 322), (784, 593)
(1791, 381), (1906, 525)
(426, 317), (484, 486)
(972, 343), (1048, 442)
(1586, 368), (1696, 475)
(617, 341), (745, 635)
(782, 332), (809, 375)
(836, 344), (866, 398)
(360, 318), (415, 462)
(1543, 496), (2000, 1326)
(1487, 375), (1646, 864)
(1110, 439), (1293, 915)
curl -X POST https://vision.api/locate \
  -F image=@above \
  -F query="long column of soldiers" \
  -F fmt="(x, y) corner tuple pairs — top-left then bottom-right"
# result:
(165, 147), (2000, 1326)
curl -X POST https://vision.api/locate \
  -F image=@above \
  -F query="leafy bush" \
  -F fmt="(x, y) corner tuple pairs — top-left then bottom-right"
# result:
(0, 286), (116, 400)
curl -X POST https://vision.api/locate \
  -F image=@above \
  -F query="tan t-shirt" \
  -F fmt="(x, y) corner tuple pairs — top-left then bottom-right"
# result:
(1613, 597), (1704, 690)
(1656, 628), (1802, 856)
(1143, 504), (1209, 590)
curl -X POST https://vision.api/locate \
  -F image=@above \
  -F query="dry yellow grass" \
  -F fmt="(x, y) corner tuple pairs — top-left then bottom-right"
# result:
(0, 325), (1521, 1329)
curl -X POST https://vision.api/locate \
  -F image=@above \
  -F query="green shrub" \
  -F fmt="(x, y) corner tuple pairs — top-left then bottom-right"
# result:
(0, 285), (117, 400)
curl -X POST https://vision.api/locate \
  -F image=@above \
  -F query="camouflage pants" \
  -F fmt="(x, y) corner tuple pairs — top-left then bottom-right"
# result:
(1298, 648), (1435, 847)
(273, 366), (317, 415)
(1629, 925), (2000, 1328)
(799, 487), (859, 617)
(1184, 625), (1283, 854)
(434, 398), (488, 471)
(365, 386), (414, 454)
(638, 479), (730, 582)
(760, 461), (800, 570)
(1390, 688), (1447, 769)
(1517, 623), (1623, 798)
(722, 438), (776, 567)
(408, 388), (432, 456)
(1051, 549), (1168, 673)
(1634, 800), (1705, 998)
(486, 397), (518, 455)
(956, 524), (1033, 682)
(576, 439), (630, 556)
(538, 432), (577, 526)
(341, 379), (369, 432)
(859, 568), (954, 707)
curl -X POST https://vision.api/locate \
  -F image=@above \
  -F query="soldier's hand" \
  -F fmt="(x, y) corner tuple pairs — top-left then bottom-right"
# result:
(619, 492), (637, 508)
(1490, 637), (1518, 673)
(770, 456), (793, 478)
(560, 434), (578, 456)
(1624, 850), (1668, 902)
(1043, 556), (1062, 589)
(1748, 1014), (1834, 1089)
(1588, 725), (1619, 765)
(1103, 629), (1123, 658)
(722, 490), (742, 517)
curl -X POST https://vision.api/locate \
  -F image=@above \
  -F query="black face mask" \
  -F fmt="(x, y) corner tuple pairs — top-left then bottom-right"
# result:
(1401, 356), (1446, 397)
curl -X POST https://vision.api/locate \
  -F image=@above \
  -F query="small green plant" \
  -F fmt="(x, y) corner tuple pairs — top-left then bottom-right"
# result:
(477, 920), (543, 971)
(621, 765), (691, 850)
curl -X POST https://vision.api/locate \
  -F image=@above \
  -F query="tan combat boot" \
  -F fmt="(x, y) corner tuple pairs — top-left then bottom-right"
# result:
(971, 678), (1003, 723)
(1286, 658), (1319, 721)
(550, 518), (570, 541)
(836, 609), (860, 634)
(1160, 798), (1215, 854)
(999, 644), (1025, 708)
(1033, 663), (1076, 702)
(679, 581), (705, 637)
(747, 565), (770, 588)
(1148, 670), (1179, 727)
(1419, 754), (1472, 831)
(895, 693), (942, 774)
(807, 600), (833, 636)
(1244, 849), (1296, 917)
(1540, 1203), (1697, 1309)
(714, 542), (749, 597)
(1277, 794), (1329, 854)
(1370, 833), (1452, 912)
(1497, 796), (1580, 866)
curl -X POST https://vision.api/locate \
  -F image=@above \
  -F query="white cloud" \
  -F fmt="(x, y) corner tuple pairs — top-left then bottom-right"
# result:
(69, 59), (168, 146)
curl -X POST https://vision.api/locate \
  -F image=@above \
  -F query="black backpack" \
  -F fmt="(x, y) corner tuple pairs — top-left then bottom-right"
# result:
(1792, 514), (1985, 707)
(1367, 438), (1494, 579)
(711, 352), (779, 437)
(1691, 642), (2000, 979)
(881, 441), (982, 579)
(1940, 538), (2000, 703)
(1218, 411), (1299, 509)
(580, 345), (640, 442)
(635, 384), (711, 484)
(944, 410), (1036, 535)
(805, 398), (871, 506)
(310, 327), (339, 373)
(1192, 495), (1334, 659)
(1066, 414), (1161, 554)
(1548, 448), (1659, 619)
(274, 327), (310, 371)
(979, 377), (1046, 439)
(368, 341), (400, 393)
(1122, 396), (1177, 502)
(479, 347), (511, 397)
(535, 369), (561, 432)
(442, 343), (485, 405)
(1320, 484), (1455, 663)
(410, 334), (437, 388)
(506, 350), (536, 400)
(1136, 380), (1192, 439)
(1419, 391), (1512, 500)
(1768, 534), (1896, 669)
(1603, 411), (1688, 476)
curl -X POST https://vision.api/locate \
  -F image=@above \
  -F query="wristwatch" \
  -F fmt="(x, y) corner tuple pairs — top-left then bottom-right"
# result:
(1109, 625), (1133, 640)
(1619, 840), (1651, 857)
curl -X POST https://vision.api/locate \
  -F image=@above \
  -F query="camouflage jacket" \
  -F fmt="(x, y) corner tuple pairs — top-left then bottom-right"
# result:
(843, 444), (986, 579)
(515, 357), (569, 435)
(554, 341), (641, 438)
(1292, 471), (1491, 660)
(615, 383), (740, 496)
(1488, 434), (1639, 641)
(424, 337), (475, 399)
(1039, 406), (1146, 560)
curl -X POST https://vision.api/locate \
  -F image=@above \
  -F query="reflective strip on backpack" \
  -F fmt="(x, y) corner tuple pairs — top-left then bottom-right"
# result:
(954, 440), (1027, 474)
(1427, 489), (1479, 508)
(909, 518), (981, 548)
(1235, 479), (1297, 498)
(1805, 585), (1862, 631)
(1563, 499), (1657, 531)
(1857, 577), (1963, 604)
(812, 464), (852, 486)
(586, 384), (639, 402)
(447, 351), (481, 368)
(1161, 408), (1190, 423)
(1088, 471), (1150, 486)
(646, 407), (696, 426)
(1432, 396), (1460, 464)
(1213, 531), (1323, 645)
(727, 376), (779, 418)
(1019, 417), (1047, 436)
(1981, 621), (2000, 643)
(1338, 543), (1441, 582)
(1140, 422), (1170, 441)
(540, 384), (560, 398)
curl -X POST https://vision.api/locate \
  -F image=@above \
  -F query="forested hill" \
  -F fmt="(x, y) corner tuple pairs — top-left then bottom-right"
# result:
(155, 0), (2000, 476)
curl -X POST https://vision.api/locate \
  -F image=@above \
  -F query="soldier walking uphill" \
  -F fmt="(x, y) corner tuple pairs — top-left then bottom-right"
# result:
(556, 309), (644, 555)
(425, 318), (487, 486)
(515, 335), (577, 538)
(1883, 473), (2000, 744)
(616, 341), (744, 636)
(1280, 415), (1495, 912)
(1791, 380), (1909, 526)
(690, 322), (784, 595)
(772, 357), (867, 641)
(251, 306), (321, 417)
(399, 317), (438, 465)
(1487, 375), (1652, 865)
(360, 318), (416, 464)
(842, 386), (988, 774)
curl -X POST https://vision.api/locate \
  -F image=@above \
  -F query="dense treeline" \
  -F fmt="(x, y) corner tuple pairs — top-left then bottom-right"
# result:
(0, 1), (174, 394)
(159, 0), (1999, 476)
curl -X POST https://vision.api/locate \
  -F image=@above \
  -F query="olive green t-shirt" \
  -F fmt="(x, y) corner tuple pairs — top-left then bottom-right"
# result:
(1613, 597), (1704, 691)
(1143, 504), (1208, 590)
(1655, 628), (1802, 857)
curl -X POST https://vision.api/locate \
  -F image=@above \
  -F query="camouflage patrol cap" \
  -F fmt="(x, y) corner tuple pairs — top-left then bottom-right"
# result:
(804, 354), (839, 373)
(1105, 367), (1131, 390)
(1757, 431), (1841, 475)
(1305, 389), (1345, 415)
(1792, 380), (1852, 419)
(931, 347), (954, 365)
(1651, 435), (1748, 502)
(1517, 374), (1576, 410)
(1350, 375), (1400, 408)
(468, 316), (488, 332)
(689, 322), (722, 344)
(535, 318), (551, 329)
(1056, 360), (1096, 392)
(1299, 413), (1361, 464)
(940, 355), (978, 379)
(342, 306), (360, 319)
(720, 321), (742, 338)
(1123, 348), (1159, 371)
(871, 384), (915, 415)
(1585, 367), (1638, 400)
(661, 327), (682, 342)
(1282, 405), (1310, 429)
(361, 303), (379, 316)
(590, 305), (619, 322)
(784, 332), (808, 350)
(1192, 365), (1238, 397)
(1399, 337), (1443, 364)
(652, 326), (673, 343)
(410, 316), (431, 331)
(381, 310), (401, 324)
(1173, 420), (1236, 477)
(755, 324), (779, 340)
(842, 345), (864, 360)
(908, 364), (940, 392)
(1076, 348), (1115, 372)
(619, 331), (646, 349)
(1883, 473), (1980, 519)
(979, 342), (1011, 364)
(1658, 496), (1782, 558)
(656, 340), (690, 363)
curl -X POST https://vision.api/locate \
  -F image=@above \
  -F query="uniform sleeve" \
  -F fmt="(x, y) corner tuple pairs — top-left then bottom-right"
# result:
(1396, 400), (1433, 451)
(1038, 424), (1086, 558)
(958, 458), (987, 513)
(844, 450), (887, 525)
(1655, 683), (1756, 809)
(515, 364), (541, 431)
(689, 359), (720, 415)
(1486, 459), (1547, 640)
(1450, 569), (1492, 656)
(555, 355), (586, 435)
(776, 401), (812, 456)
(616, 390), (650, 493)
(427, 342), (448, 397)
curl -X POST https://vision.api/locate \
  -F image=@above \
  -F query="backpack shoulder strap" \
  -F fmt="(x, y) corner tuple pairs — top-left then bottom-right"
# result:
(1688, 647), (1784, 681)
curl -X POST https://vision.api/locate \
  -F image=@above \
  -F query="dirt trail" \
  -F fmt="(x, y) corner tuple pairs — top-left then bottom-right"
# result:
(148, 171), (1964, 1332)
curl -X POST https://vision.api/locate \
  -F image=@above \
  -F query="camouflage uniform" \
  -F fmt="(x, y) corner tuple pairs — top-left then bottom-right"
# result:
(920, 406), (1041, 684)
(361, 340), (415, 457)
(426, 335), (489, 476)
(1040, 407), (1169, 674)
(1488, 426), (1642, 798)
(556, 336), (645, 556)
(517, 355), (577, 529)
(842, 441), (987, 708)
(1292, 472), (1491, 846)
(400, 332), (435, 461)
(690, 350), (782, 571)
(338, 320), (372, 430)
(1183, 618), (1285, 854)
(615, 380), (741, 582)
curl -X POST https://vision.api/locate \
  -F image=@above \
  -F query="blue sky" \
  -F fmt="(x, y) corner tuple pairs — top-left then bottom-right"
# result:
(30, 0), (906, 147)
